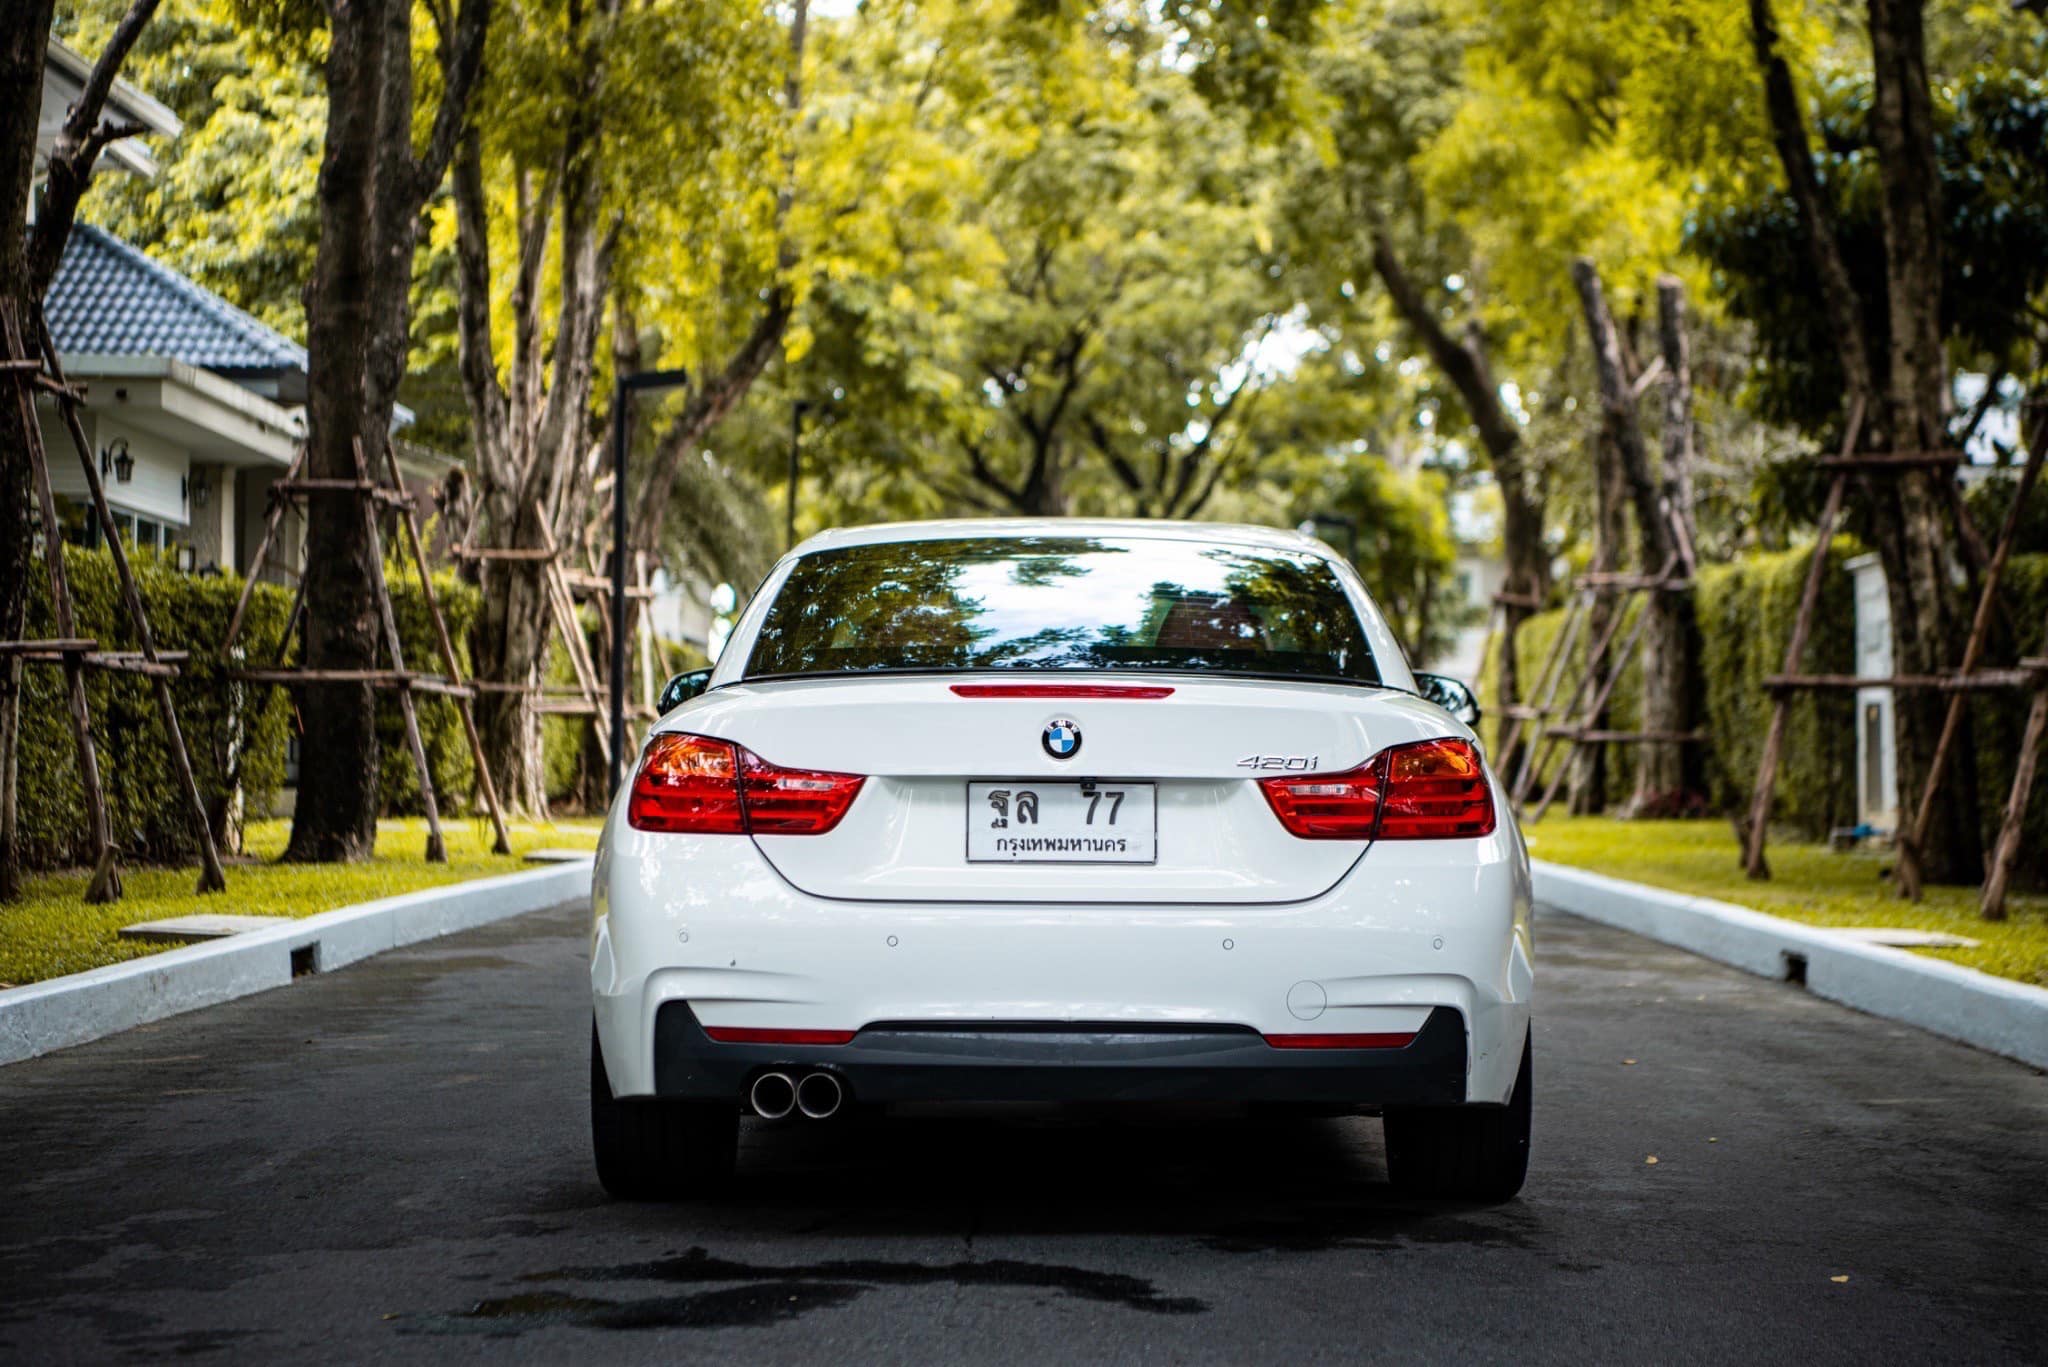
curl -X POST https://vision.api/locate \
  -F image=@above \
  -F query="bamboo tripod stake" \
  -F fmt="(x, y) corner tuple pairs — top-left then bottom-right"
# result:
(1, 300), (228, 898)
(1893, 418), (2047, 898)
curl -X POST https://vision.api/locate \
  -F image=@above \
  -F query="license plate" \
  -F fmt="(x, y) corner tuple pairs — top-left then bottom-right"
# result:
(965, 781), (1157, 863)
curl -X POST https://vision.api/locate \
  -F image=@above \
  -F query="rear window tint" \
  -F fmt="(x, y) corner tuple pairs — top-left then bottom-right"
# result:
(745, 535), (1379, 685)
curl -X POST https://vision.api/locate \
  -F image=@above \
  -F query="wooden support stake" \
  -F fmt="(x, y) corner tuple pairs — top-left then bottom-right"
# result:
(383, 442), (511, 856)
(1982, 678), (2048, 921)
(1895, 420), (2048, 899)
(6, 300), (118, 900)
(37, 314), (226, 894)
(1500, 591), (1586, 794)
(1741, 400), (1864, 879)
(1514, 586), (1634, 810)
(223, 446), (306, 655)
(1743, 476), (1848, 878)
(1530, 569), (1666, 824)
(353, 440), (446, 863)
(535, 504), (611, 767)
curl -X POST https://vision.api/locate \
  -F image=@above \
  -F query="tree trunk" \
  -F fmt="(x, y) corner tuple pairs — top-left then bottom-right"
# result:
(1865, 0), (1980, 883)
(0, 0), (52, 900)
(287, 0), (487, 861)
(1571, 428), (1628, 815)
(1747, 0), (1977, 880)
(1570, 258), (1704, 814)
(1647, 276), (1706, 812)
(450, 0), (614, 819)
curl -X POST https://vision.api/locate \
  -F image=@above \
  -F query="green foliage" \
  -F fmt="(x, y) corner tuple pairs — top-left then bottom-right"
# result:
(1290, 455), (1465, 661)
(1688, 67), (2048, 440)
(17, 546), (294, 868)
(65, 0), (326, 338)
(1529, 817), (2048, 988)
(0, 818), (599, 987)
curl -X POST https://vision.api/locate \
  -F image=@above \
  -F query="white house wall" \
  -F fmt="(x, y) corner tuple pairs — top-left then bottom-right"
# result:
(38, 408), (191, 531)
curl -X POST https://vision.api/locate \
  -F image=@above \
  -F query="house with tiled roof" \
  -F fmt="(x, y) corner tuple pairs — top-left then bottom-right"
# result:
(38, 222), (309, 576)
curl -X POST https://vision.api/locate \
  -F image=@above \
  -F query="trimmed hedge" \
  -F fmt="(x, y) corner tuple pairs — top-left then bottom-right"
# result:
(14, 546), (485, 869)
(1487, 539), (2048, 873)
(18, 546), (294, 867)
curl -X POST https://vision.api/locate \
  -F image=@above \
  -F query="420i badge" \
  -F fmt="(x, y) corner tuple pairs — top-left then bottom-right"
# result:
(1041, 718), (1082, 759)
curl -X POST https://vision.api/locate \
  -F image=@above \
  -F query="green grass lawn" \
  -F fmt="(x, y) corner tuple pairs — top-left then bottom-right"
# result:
(0, 816), (601, 988)
(1525, 816), (2048, 988)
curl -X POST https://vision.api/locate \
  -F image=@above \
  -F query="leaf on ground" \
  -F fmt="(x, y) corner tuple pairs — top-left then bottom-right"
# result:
(1830, 1275), (1850, 1284)
(1622, 1058), (1637, 1065)
(1645, 1155), (1659, 1164)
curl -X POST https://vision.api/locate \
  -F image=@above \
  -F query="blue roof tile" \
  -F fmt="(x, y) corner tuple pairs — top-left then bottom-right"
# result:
(45, 223), (307, 378)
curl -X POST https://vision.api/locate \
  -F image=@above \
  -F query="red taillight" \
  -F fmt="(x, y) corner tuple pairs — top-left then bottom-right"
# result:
(1377, 736), (1495, 839)
(1263, 1032), (1416, 1049)
(628, 733), (865, 835)
(628, 733), (745, 833)
(1258, 737), (1494, 840)
(702, 1027), (856, 1045)
(1256, 765), (1383, 838)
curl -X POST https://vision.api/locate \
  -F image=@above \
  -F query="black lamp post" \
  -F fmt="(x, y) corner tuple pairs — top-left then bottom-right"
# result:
(610, 366), (691, 799)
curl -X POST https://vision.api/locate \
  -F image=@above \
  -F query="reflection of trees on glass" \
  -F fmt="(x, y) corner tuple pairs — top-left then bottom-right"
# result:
(746, 537), (1379, 683)
(1212, 550), (1372, 676)
(750, 544), (993, 673)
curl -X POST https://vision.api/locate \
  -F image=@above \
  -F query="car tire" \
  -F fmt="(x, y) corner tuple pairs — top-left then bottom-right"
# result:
(1383, 1029), (1531, 1202)
(590, 1024), (738, 1200)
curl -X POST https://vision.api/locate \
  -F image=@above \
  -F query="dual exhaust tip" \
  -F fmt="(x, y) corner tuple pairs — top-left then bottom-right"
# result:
(749, 1070), (843, 1121)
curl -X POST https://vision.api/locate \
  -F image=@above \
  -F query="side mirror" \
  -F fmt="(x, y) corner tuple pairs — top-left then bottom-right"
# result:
(656, 668), (714, 716)
(1415, 672), (1482, 729)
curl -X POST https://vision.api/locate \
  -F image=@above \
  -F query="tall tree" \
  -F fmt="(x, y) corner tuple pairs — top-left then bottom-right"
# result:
(1740, 0), (1980, 882)
(448, 0), (794, 814)
(0, 0), (161, 898)
(286, 0), (487, 861)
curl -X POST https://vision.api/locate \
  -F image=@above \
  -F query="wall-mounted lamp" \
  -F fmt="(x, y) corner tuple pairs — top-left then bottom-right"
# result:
(192, 471), (210, 508)
(101, 438), (134, 484)
(175, 544), (195, 573)
(180, 475), (188, 506)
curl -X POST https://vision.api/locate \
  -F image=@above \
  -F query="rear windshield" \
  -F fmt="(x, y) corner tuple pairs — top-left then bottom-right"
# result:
(744, 535), (1380, 685)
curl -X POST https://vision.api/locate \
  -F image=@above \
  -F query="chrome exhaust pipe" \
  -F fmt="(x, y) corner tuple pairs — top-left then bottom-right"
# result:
(796, 1071), (844, 1120)
(749, 1071), (796, 1120)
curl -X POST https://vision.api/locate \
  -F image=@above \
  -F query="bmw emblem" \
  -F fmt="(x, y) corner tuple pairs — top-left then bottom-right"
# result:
(1042, 718), (1082, 760)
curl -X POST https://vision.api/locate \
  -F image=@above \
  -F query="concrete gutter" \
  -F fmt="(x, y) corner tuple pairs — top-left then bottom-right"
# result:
(1534, 860), (2048, 1072)
(0, 860), (591, 1068)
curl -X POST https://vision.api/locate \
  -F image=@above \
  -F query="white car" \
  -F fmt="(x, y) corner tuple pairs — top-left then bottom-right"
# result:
(590, 519), (1534, 1201)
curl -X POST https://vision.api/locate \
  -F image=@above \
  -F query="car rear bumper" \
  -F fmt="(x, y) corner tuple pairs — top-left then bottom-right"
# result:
(591, 807), (1534, 1106)
(651, 1001), (1472, 1106)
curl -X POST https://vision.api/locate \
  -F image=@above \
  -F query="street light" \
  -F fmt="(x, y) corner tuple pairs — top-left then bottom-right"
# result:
(610, 366), (691, 800)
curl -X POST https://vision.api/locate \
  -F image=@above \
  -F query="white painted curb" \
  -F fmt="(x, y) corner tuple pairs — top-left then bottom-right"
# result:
(1534, 860), (2048, 1072)
(0, 858), (593, 1068)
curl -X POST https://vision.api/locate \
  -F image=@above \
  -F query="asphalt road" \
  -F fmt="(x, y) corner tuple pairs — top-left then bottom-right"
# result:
(2, 902), (2045, 1366)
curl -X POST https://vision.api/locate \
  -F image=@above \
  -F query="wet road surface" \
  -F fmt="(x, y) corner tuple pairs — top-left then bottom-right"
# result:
(1, 901), (2044, 1364)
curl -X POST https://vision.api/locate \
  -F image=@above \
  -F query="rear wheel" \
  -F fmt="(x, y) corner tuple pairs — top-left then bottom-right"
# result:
(1383, 1030), (1531, 1202)
(590, 1025), (738, 1199)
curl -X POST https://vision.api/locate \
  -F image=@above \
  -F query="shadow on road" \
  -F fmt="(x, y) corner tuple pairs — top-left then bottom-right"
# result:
(409, 1105), (1534, 1338)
